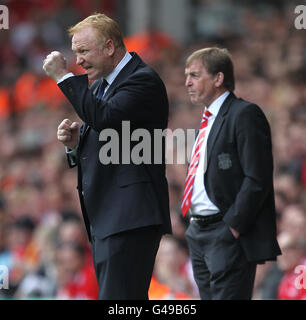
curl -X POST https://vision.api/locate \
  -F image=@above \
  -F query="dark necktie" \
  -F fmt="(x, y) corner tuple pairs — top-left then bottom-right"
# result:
(97, 79), (108, 99)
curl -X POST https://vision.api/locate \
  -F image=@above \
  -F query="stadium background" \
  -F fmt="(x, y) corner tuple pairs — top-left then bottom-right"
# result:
(0, 0), (305, 299)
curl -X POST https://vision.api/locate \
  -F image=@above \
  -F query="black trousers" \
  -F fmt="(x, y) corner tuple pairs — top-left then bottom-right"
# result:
(186, 220), (257, 300)
(91, 225), (162, 300)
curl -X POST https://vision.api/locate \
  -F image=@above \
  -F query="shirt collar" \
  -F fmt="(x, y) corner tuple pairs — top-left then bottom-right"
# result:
(104, 51), (132, 85)
(206, 91), (230, 117)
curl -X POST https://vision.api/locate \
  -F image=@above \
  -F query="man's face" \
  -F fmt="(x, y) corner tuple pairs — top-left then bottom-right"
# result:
(185, 59), (219, 107)
(71, 26), (113, 80)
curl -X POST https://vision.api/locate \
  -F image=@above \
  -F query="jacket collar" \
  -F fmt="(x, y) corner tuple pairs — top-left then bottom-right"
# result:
(91, 52), (143, 101)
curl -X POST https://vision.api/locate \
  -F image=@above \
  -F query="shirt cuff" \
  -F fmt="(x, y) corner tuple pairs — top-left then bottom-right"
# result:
(57, 72), (75, 84)
(65, 145), (78, 157)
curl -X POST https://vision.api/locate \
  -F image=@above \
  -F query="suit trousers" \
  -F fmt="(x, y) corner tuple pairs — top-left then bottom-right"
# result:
(185, 220), (257, 300)
(91, 225), (162, 300)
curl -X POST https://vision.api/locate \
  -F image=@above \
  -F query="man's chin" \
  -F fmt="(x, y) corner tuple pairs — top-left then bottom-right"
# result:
(87, 75), (97, 80)
(86, 69), (101, 80)
(190, 97), (201, 106)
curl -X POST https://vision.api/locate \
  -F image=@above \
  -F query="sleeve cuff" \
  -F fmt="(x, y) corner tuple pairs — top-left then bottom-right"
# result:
(57, 72), (75, 84)
(65, 145), (78, 156)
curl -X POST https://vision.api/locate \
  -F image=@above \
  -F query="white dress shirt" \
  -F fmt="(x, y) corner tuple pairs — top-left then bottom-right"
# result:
(190, 91), (230, 216)
(103, 51), (132, 93)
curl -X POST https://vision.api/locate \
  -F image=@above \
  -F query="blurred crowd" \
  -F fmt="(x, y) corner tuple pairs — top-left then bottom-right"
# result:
(0, 0), (305, 299)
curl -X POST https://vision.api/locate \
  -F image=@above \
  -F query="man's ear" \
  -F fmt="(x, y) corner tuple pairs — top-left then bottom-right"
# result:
(103, 39), (115, 56)
(215, 72), (224, 88)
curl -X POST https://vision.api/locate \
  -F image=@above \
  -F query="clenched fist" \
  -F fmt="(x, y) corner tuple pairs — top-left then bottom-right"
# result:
(57, 119), (80, 150)
(43, 51), (68, 82)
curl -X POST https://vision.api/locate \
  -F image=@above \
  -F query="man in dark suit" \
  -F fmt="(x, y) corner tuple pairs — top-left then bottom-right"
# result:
(43, 13), (171, 299)
(181, 47), (281, 299)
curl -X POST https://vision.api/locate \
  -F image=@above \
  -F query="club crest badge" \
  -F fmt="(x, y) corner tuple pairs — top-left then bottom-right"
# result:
(218, 153), (232, 170)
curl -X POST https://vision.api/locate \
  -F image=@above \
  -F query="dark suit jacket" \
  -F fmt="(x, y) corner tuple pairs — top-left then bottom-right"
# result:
(58, 52), (172, 241)
(203, 92), (281, 262)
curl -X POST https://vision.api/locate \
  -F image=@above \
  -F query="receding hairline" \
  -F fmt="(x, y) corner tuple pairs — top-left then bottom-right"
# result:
(70, 25), (100, 42)
(69, 22), (100, 38)
(70, 26), (102, 52)
(68, 13), (112, 36)
(70, 25), (104, 47)
(68, 13), (125, 49)
(186, 47), (232, 67)
(186, 49), (211, 67)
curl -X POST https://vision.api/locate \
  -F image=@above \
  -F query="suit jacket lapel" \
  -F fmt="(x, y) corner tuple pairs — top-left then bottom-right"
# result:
(103, 52), (141, 101)
(206, 92), (235, 167)
(80, 80), (100, 138)
(80, 52), (141, 139)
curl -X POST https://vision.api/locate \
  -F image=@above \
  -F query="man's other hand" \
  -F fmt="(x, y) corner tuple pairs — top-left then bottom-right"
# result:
(57, 119), (80, 150)
(229, 226), (240, 239)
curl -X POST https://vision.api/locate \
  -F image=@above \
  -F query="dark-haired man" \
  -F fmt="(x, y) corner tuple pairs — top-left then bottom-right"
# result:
(182, 47), (281, 299)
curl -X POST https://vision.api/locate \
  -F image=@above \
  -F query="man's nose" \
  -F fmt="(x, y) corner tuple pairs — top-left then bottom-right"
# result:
(185, 76), (192, 87)
(76, 55), (84, 65)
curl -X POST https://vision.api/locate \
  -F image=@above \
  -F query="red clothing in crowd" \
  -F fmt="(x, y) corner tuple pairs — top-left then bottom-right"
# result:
(278, 258), (306, 300)
(57, 264), (98, 300)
